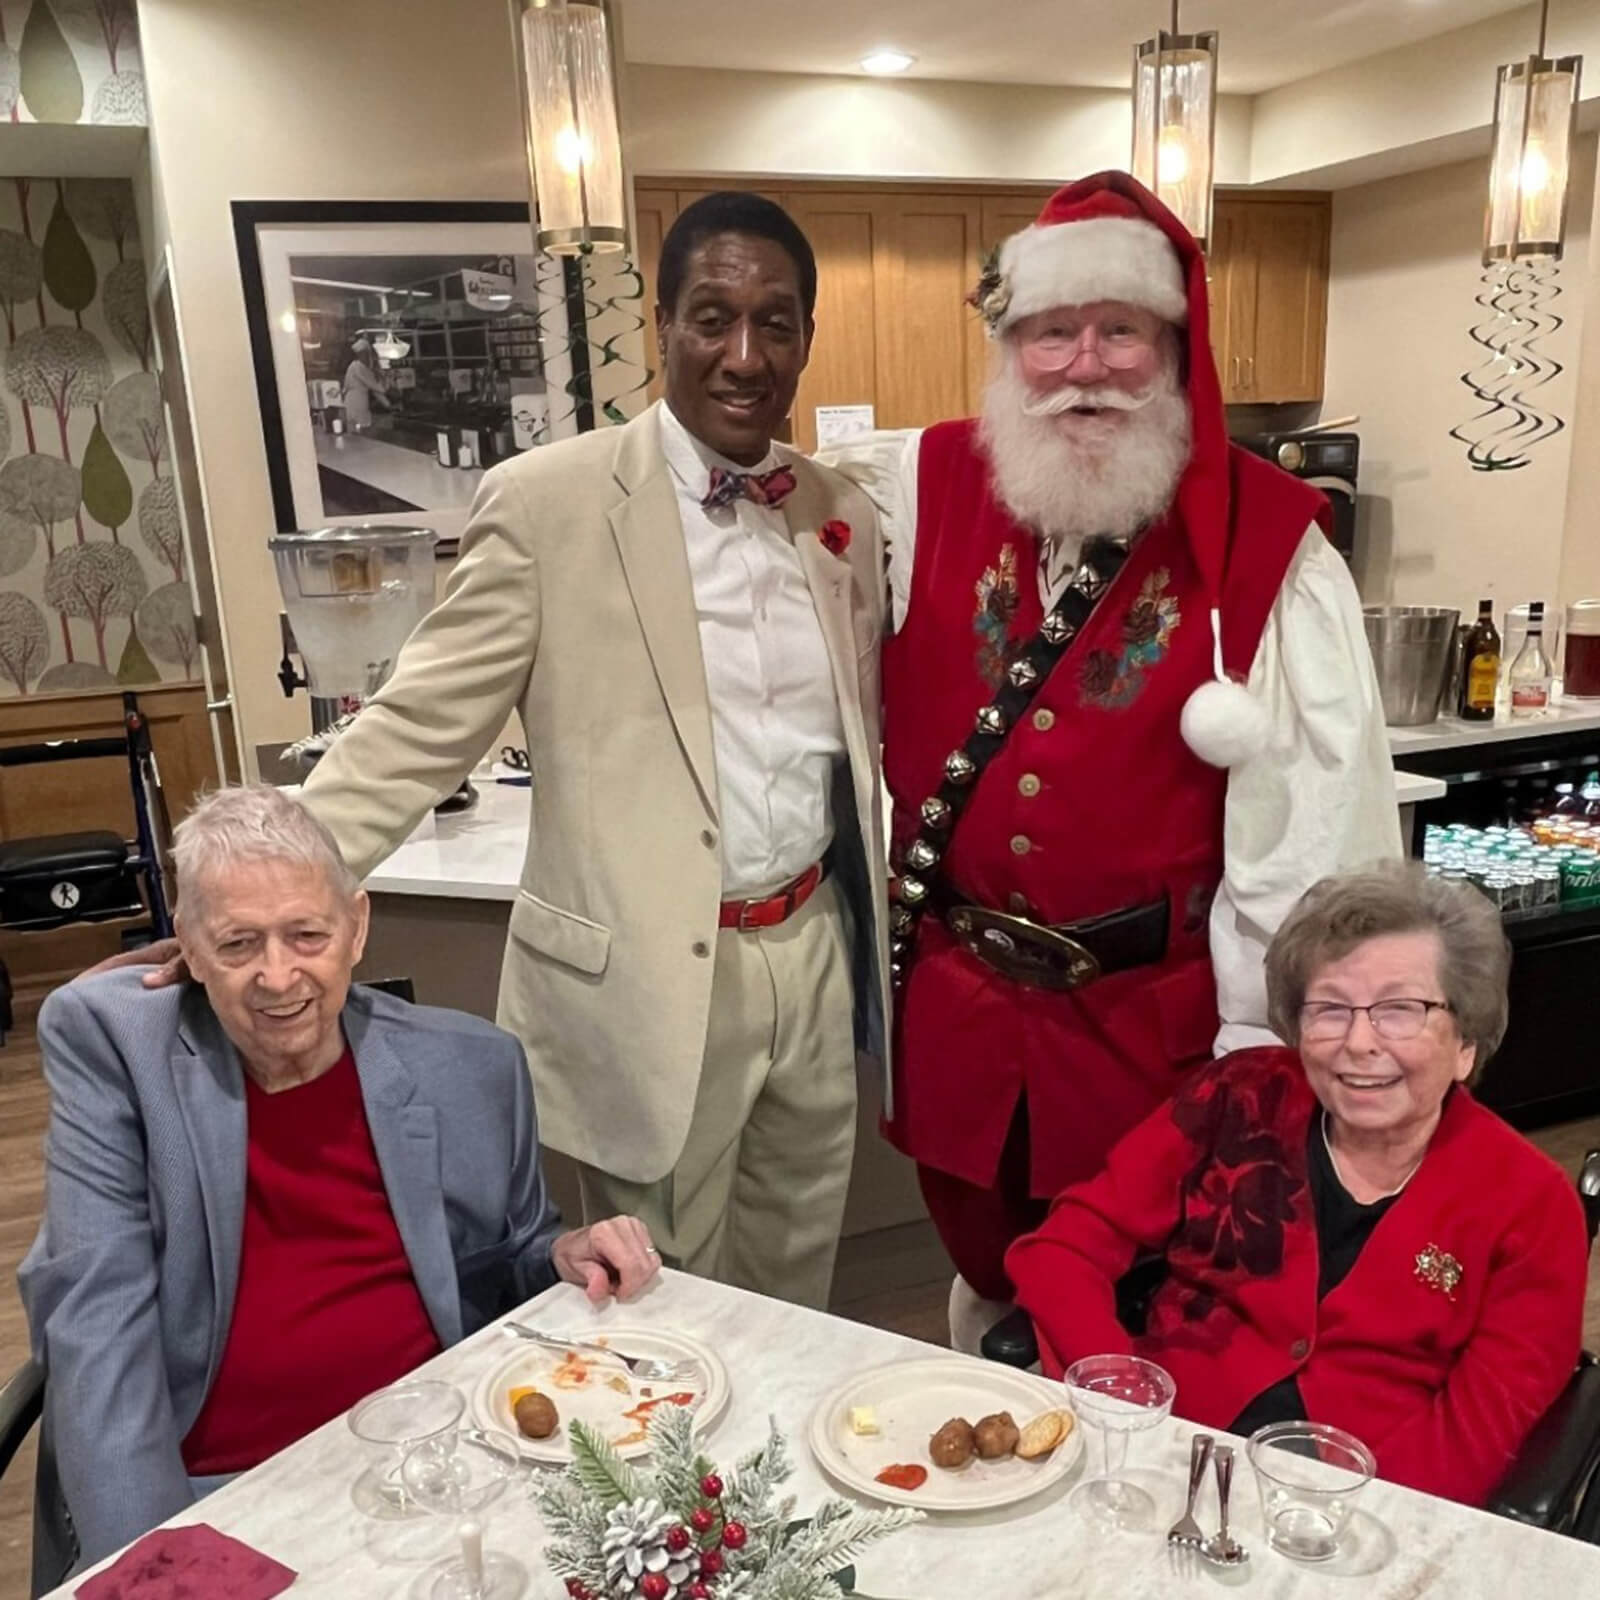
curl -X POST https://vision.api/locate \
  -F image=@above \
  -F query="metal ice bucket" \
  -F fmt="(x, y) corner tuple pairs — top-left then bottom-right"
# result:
(1362, 605), (1461, 726)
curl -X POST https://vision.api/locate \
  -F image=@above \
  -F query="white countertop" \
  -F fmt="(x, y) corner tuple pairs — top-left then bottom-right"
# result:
(1387, 695), (1600, 756)
(47, 1269), (1600, 1600)
(315, 429), (484, 510)
(363, 766), (1444, 900)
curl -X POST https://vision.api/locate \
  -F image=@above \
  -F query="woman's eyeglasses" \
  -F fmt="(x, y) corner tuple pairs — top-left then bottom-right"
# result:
(1299, 999), (1454, 1042)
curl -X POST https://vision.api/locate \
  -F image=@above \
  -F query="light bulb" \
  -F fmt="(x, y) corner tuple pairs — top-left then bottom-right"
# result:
(1520, 145), (1551, 196)
(554, 124), (590, 175)
(860, 49), (915, 75)
(1157, 129), (1191, 186)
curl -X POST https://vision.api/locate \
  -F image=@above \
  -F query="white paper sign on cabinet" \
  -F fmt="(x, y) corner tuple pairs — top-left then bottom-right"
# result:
(815, 404), (875, 448)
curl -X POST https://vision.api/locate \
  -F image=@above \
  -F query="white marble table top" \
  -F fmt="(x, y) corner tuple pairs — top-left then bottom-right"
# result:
(46, 1270), (1600, 1599)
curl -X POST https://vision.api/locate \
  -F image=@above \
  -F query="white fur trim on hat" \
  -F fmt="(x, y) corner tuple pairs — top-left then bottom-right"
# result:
(997, 215), (1187, 330)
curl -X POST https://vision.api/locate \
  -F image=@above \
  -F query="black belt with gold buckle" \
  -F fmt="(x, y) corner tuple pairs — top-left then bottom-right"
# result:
(933, 887), (1170, 992)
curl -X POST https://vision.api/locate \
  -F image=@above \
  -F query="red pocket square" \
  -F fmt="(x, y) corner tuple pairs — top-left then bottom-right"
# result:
(820, 519), (852, 557)
(77, 1523), (296, 1600)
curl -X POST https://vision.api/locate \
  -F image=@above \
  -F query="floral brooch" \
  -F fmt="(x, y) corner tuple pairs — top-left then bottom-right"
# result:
(819, 519), (852, 557)
(1414, 1243), (1463, 1301)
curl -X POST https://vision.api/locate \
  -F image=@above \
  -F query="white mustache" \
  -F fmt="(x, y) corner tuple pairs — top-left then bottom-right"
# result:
(1021, 384), (1158, 418)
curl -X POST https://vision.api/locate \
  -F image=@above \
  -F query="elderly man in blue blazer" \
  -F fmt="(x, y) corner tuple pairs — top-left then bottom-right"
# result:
(19, 785), (659, 1586)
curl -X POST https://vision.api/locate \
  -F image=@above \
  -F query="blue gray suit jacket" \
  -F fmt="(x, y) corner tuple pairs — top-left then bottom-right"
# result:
(18, 969), (563, 1583)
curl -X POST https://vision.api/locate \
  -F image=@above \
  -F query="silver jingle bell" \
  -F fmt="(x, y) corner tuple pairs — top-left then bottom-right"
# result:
(975, 705), (1007, 737)
(920, 796), (952, 831)
(890, 903), (914, 935)
(905, 838), (939, 872)
(1040, 612), (1077, 647)
(898, 874), (928, 906)
(1007, 657), (1039, 689)
(949, 909), (974, 936)
(944, 750), (977, 785)
(1069, 565), (1105, 600)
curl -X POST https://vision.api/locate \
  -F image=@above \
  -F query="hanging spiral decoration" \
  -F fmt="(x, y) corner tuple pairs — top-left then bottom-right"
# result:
(1449, 259), (1567, 471)
(571, 252), (654, 425)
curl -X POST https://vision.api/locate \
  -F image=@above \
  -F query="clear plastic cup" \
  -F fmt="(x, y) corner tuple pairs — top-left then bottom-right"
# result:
(1247, 1421), (1375, 1562)
(348, 1379), (466, 1519)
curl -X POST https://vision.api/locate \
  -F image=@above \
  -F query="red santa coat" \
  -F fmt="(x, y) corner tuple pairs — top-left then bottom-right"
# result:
(882, 418), (1325, 1197)
(1007, 1048), (1589, 1507)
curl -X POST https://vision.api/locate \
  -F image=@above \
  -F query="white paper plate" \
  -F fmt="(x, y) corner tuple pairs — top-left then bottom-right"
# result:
(807, 1356), (1082, 1512)
(473, 1328), (730, 1463)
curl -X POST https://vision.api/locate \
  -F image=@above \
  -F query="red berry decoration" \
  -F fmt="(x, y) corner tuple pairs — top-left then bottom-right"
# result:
(721, 1521), (748, 1551)
(564, 1584), (591, 1600)
(690, 1507), (716, 1533)
(666, 1526), (691, 1553)
(687, 1587), (711, 1600)
(699, 1473), (724, 1498)
(700, 1550), (724, 1577)
(639, 1578), (670, 1600)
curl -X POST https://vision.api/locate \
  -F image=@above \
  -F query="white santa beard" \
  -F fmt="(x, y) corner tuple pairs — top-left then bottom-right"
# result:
(978, 353), (1193, 553)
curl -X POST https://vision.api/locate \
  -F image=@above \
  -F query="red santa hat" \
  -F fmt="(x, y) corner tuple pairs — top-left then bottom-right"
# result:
(979, 171), (1267, 768)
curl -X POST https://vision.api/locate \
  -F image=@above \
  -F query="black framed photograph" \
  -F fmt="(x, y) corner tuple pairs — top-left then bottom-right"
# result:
(233, 201), (599, 553)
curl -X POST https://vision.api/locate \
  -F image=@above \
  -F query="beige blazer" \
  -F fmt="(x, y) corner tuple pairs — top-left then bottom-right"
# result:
(300, 403), (890, 1183)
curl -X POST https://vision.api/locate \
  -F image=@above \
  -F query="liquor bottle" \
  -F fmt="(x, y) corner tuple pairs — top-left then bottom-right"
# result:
(1458, 598), (1500, 721)
(1509, 601), (1553, 718)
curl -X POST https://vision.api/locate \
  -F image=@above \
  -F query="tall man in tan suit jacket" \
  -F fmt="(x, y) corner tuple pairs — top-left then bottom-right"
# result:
(298, 194), (889, 1309)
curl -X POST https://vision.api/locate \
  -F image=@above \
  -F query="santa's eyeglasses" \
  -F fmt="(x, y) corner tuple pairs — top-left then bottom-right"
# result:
(1015, 319), (1161, 373)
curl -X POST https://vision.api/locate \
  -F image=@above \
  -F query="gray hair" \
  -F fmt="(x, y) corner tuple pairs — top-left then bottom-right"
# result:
(171, 784), (358, 921)
(1264, 861), (1511, 1078)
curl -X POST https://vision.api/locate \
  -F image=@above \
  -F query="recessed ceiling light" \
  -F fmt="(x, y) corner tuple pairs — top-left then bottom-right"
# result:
(860, 49), (915, 76)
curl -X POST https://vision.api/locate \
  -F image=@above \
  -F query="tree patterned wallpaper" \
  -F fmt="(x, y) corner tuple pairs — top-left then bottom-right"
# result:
(1, 0), (144, 126)
(0, 175), (189, 698)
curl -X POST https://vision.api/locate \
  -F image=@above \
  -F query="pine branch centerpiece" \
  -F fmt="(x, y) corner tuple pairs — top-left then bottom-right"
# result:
(535, 1402), (920, 1600)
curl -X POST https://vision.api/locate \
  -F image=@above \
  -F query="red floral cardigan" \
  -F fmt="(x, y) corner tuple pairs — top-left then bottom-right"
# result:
(1007, 1047), (1590, 1506)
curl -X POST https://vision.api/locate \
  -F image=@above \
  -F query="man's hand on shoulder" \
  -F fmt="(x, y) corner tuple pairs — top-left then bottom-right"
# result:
(550, 1214), (661, 1303)
(78, 938), (189, 989)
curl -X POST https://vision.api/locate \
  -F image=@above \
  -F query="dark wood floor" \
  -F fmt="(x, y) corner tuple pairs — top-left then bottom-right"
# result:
(2, 1027), (1597, 1600)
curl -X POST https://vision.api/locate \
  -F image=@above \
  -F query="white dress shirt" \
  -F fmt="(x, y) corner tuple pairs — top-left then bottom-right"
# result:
(660, 403), (846, 899)
(822, 429), (1402, 1049)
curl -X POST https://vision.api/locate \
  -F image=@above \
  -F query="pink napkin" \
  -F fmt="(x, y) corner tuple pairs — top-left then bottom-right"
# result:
(76, 1523), (296, 1600)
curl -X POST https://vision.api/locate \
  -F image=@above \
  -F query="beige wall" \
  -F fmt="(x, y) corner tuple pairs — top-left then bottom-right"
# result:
(1324, 135), (1596, 616)
(627, 64), (1254, 187)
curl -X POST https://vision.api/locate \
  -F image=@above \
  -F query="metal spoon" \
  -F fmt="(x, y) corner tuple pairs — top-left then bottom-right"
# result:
(1201, 1443), (1249, 1567)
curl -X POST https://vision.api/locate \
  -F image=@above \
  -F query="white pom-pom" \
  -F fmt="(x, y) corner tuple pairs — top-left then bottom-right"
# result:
(1181, 678), (1271, 768)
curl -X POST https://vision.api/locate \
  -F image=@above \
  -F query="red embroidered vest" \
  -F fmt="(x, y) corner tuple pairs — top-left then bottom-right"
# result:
(882, 419), (1324, 1195)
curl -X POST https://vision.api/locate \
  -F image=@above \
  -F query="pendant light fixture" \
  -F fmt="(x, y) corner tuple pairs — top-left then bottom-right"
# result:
(1452, 0), (1584, 472)
(1131, 0), (1218, 250)
(1483, 0), (1582, 265)
(510, 0), (628, 256)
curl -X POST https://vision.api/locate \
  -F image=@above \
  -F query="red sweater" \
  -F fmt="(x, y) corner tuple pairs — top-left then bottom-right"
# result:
(1007, 1047), (1589, 1506)
(182, 1047), (442, 1475)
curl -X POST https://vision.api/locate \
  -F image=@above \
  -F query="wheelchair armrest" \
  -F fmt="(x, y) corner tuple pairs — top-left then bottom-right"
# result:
(979, 1307), (1040, 1369)
(0, 1355), (45, 1478)
(1488, 1355), (1600, 1532)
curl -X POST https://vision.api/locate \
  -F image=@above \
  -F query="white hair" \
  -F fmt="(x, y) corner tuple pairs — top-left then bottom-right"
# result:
(978, 334), (1192, 556)
(171, 784), (358, 920)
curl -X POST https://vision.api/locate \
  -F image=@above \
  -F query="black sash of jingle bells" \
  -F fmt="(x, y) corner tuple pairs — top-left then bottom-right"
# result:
(889, 532), (1133, 989)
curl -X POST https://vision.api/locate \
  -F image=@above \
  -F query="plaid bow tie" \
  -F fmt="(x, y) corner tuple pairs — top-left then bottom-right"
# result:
(701, 464), (797, 511)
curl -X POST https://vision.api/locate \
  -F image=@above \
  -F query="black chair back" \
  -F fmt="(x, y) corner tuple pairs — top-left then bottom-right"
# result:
(0, 1358), (44, 1480)
(1580, 1151), (1600, 1248)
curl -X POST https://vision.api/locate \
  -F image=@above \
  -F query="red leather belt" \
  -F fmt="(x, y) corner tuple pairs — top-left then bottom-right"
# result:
(719, 859), (827, 931)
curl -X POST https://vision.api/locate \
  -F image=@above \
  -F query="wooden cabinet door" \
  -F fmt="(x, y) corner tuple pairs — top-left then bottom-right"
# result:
(631, 186), (680, 408)
(1242, 201), (1330, 403)
(1208, 199), (1257, 403)
(873, 194), (988, 425)
(785, 192), (882, 454)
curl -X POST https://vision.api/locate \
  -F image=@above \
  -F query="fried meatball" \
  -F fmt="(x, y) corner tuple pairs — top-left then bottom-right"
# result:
(973, 1410), (1020, 1460)
(928, 1416), (976, 1469)
(513, 1391), (559, 1440)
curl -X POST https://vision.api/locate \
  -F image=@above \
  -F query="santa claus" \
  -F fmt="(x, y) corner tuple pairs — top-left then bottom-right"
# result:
(828, 171), (1401, 1351)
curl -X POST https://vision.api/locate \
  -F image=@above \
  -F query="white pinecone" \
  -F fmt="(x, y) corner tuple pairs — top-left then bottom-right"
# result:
(599, 1497), (700, 1597)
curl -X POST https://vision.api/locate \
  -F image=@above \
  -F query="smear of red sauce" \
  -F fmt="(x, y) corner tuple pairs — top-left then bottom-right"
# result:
(874, 1463), (928, 1491)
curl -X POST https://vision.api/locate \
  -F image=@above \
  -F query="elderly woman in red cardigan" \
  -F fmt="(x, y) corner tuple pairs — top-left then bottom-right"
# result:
(1008, 863), (1589, 1507)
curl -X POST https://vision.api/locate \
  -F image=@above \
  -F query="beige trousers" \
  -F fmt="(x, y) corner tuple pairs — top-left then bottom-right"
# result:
(576, 876), (858, 1310)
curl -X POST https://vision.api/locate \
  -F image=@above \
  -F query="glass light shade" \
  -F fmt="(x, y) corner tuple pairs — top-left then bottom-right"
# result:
(513, 0), (627, 256)
(1484, 53), (1582, 263)
(1132, 29), (1218, 250)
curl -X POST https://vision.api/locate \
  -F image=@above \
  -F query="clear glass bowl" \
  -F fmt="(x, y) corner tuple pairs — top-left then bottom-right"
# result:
(347, 1380), (466, 1520)
(1247, 1420), (1375, 1562)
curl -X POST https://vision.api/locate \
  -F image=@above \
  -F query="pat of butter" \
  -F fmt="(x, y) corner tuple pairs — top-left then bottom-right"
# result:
(848, 1405), (879, 1436)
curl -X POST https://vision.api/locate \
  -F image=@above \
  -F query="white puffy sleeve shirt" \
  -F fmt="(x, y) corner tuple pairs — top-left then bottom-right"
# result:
(821, 430), (1403, 1054)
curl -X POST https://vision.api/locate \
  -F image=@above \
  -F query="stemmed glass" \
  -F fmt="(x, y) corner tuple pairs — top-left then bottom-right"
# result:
(401, 1427), (529, 1600)
(1065, 1354), (1177, 1530)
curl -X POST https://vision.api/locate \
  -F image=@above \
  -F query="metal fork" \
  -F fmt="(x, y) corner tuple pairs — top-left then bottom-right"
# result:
(502, 1321), (695, 1383)
(1167, 1431), (1214, 1575)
